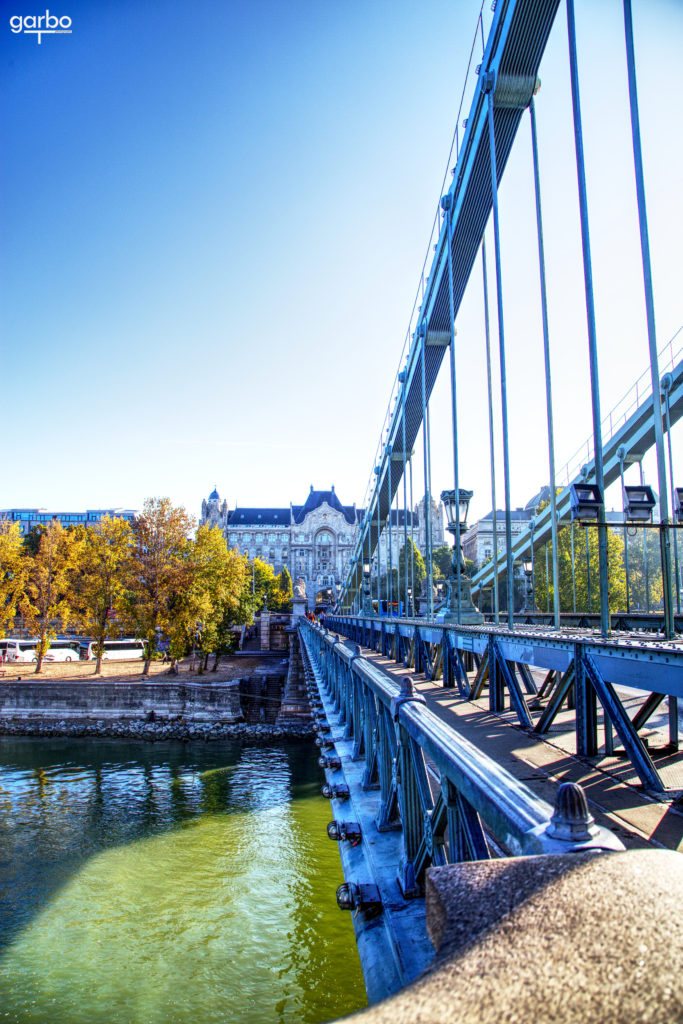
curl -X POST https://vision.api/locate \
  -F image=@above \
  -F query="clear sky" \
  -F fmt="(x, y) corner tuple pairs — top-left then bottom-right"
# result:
(1, 0), (681, 525)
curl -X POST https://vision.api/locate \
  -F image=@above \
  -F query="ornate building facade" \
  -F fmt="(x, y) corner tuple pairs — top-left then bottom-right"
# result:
(200, 485), (444, 610)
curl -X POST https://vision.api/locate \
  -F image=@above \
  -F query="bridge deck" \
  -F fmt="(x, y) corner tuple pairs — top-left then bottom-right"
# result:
(353, 645), (683, 853)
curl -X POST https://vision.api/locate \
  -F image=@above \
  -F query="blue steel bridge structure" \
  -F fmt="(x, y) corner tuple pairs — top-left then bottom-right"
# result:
(320, 0), (683, 799)
(293, 1), (683, 1011)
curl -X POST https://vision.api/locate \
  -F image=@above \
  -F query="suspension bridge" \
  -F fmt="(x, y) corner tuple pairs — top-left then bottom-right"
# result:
(300, 0), (683, 1019)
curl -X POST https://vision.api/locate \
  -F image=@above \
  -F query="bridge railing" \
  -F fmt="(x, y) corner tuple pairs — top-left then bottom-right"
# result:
(323, 611), (683, 793)
(301, 619), (623, 899)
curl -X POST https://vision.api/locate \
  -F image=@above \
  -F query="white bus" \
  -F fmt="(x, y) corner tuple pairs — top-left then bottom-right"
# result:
(80, 639), (147, 661)
(0, 639), (80, 663)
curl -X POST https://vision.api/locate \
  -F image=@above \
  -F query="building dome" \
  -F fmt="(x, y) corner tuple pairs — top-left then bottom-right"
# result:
(209, 487), (220, 501)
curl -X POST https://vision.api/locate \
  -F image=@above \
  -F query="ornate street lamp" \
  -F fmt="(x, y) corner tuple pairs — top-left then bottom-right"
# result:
(362, 556), (373, 616)
(406, 586), (413, 618)
(439, 488), (483, 625)
(522, 554), (533, 613)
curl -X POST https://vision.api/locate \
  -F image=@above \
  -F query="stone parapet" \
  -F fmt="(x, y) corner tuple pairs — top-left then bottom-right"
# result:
(348, 850), (683, 1023)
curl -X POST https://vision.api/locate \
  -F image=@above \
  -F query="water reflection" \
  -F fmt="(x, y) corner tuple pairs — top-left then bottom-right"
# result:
(0, 737), (367, 1024)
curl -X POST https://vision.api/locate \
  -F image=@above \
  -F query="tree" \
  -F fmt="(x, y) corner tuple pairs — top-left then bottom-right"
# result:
(23, 525), (46, 556)
(248, 557), (282, 613)
(72, 516), (136, 674)
(0, 522), (25, 636)
(397, 539), (426, 605)
(209, 545), (253, 671)
(273, 566), (293, 612)
(431, 544), (452, 582)
(124, 498), (195, 675)
(20, 520), (77, 672)
(532, 522), (627, 614)
(172, 525), (252, 674)
(622, 527), (664, 611)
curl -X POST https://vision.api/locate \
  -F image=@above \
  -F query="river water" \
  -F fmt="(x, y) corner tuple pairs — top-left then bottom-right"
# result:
(0, 737), (367, 1024)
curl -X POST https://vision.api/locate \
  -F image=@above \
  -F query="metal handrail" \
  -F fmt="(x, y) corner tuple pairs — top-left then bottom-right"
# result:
(304, 620), (623, 866)
(557, 330), (682, 488)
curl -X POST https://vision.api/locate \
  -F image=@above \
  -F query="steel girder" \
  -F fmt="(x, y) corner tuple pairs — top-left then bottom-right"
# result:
(325, 613), (683, 792)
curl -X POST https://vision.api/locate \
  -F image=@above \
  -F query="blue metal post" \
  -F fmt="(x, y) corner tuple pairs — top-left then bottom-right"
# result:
(639, 463), (650, 614)
(529, 96), (560, 630)
(566, 0), (610, 636)
(482, 239), (500, 624)
(421, 325), (434, 619)
(585, 525), (592, 614)
(530, 521), (536, 611)
(623, 0), (674, 639)
(387, 448), (393, 614)
(571, 522), (577, 613)
(443, 197), (462, 623)
(485, 77), (515, 629)
(618, 449), (631, 613)
(401, 372), (410, 619)
(409, 454), (415, 611)
(376, 470), (382, 613)
(395, 483), (400, 615)
(426, 404), (435, 618)
(661, 377), (680, 613)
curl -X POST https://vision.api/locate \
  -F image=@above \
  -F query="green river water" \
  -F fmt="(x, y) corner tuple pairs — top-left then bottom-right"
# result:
(0, 737), (367, 1024)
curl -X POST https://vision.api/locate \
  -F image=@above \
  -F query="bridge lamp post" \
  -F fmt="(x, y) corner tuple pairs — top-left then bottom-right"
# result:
(362, 558), (373, 617)
(407, 586), (413, 618)
(522, 555), (533, 614)
(440, 488), (483, 625)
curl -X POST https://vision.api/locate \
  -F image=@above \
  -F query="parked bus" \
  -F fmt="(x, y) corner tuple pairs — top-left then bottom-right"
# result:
(0, 639), (80, 663)
(80, 639), (147, 661)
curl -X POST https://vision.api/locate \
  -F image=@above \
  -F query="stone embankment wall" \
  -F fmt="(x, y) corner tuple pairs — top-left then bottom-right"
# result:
(0, 677), (314, 742)
(0, 680), (243, 723)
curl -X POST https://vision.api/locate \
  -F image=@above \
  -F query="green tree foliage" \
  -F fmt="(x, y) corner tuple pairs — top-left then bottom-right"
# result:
(622, 527), (664, 611)
(532, 523), (627, 613)
(378, 540), (427, 606)
(22, 525), (46, 556)
(20, 521), (77, 672)
(248, 557), (288, 612)
(274, 566), (293, 612)
(175, 525), (253, 674)
(401, 538), (426, 601)
(123, 497), (195, 675)
(431, 544), (452, 582)
(72, 516), (136, 674)
(0, 522), (26, 635)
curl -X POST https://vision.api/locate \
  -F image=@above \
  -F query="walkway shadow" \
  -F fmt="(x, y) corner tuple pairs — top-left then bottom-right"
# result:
(0, 735), (316, 954)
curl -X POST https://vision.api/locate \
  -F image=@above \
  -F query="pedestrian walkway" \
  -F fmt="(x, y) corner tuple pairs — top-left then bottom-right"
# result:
(358, 648), (683, 853)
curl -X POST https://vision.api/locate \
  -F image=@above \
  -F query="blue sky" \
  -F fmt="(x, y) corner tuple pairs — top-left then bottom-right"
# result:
(2, 0), (682, 524)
